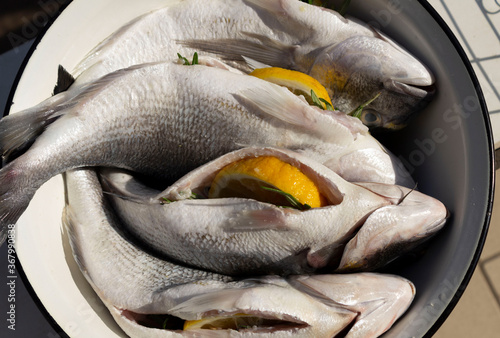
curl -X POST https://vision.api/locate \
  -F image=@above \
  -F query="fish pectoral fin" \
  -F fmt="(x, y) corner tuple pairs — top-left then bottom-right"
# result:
(99, 168), (160, 204)
(235, 81), (353, 145)
(287, 277), (346, 310)
(178, 32), (295, 69)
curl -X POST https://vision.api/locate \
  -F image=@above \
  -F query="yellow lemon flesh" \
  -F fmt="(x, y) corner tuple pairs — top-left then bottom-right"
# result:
(249, 67), (333, 110)
(208, 156), (327, 209)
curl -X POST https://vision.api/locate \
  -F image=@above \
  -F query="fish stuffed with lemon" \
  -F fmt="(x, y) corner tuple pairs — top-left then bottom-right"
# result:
(101, 147), (447, 275)
(0, 62), (414, 242)
(70, 0), (433, 129)
(64, 168), (415, 337)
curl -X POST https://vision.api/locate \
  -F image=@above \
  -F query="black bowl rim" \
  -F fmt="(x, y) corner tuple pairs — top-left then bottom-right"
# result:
(2, 0), (495, 337)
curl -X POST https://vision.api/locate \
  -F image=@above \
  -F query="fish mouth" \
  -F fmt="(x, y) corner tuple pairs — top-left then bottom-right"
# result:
(119, 308), (309, 333)
(362, 80), (436, 130)
(385, 79), (435, 99)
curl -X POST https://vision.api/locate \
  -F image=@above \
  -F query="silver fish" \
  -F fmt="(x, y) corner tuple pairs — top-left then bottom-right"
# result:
(100, 147), (445, 275)
(0, 62), (413, 241)
(65, 168), (414, 337)
(72, 0), (434, 129)
(337, 182), (449, 272)
(100, 147), (391, 275)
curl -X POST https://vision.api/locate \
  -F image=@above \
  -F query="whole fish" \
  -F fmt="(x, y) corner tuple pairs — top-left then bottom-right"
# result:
(0, 62), (413, 242)
(100, 147), (391, 275)
(100, 147), (446, 275)
(337, 182), (449, 272)
(65, 168), (414, 337)
(72, 0), (434, 129)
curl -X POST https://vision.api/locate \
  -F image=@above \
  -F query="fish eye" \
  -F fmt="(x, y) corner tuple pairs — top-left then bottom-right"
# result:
(361, 110), (382, 126)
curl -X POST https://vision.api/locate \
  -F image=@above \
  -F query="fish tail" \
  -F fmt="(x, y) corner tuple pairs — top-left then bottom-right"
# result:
(0, 95), (70, 162)
(0, 162), (38, 244)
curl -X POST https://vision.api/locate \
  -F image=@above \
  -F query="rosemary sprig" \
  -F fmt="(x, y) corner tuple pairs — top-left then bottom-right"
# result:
(260, 186), (312, 211)
(177, 52), (199, 66)
(349, 92), (381, 119)
(311, 89), (334, 111)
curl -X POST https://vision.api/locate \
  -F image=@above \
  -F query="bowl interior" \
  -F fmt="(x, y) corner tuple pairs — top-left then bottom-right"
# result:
(8, 0), (494, 337)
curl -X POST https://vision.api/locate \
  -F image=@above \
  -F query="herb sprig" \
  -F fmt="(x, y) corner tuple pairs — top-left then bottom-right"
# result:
(260, 186), (312, 211)
(311, 90), (334, 111)
(177, 52), (199, 66)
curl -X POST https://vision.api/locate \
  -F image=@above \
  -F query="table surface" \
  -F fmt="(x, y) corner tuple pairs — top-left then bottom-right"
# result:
(0, 1), (499, 337)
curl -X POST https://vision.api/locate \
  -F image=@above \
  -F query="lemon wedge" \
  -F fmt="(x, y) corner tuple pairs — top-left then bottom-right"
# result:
(208, 156), (327, 209)
(249, 67), (333, 110)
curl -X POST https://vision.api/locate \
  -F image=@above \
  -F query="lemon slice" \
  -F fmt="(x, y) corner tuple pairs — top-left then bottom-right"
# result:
(249, 67), (333, 110)
(208, 156), (327, 209)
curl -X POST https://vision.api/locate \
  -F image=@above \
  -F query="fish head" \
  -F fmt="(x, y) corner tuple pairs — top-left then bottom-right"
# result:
(337, 183), (448, 272)
(308, 35), (435, 130)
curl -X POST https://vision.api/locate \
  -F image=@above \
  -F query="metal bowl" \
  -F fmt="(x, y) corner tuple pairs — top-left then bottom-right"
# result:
(6, 0), (494, 337)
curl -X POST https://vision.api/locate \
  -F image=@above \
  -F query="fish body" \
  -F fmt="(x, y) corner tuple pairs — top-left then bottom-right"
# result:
(337, 182), (448, 272)
(72, 0), (375, 84)
(73, 0), (434, 129)
(64, 168), (413, 337)
(0, 62), (413, 241)
(100, 147), (391, 275)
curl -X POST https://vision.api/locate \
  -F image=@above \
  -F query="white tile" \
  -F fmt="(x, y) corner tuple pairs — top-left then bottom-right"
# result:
(436, 0), (500, 59)
(427, 0), (470, 59)
(472, 60), (500, 112)
(434, 268), (500, 338)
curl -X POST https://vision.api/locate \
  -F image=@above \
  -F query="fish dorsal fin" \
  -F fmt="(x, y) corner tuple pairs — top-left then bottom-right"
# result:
(53, 65), (76, 95)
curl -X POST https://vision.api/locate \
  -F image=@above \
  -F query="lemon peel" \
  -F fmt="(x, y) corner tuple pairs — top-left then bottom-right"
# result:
(249, 67), (333, 110)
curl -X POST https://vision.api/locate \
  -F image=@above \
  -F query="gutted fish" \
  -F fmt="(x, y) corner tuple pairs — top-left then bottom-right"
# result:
(290, 273), (415, 338)
(337, 182), (448, 272)
(100, 147), (445, 275)
(100, 147), (391, 275)
(0, 62), (413, 242)
(64, 168), (414, 337)
(72, 0), (433, 129)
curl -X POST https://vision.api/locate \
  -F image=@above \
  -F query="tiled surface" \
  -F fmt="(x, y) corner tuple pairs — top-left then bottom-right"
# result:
(428, 0), (500, 337)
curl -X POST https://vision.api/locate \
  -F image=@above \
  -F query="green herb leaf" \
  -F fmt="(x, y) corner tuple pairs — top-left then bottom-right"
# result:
(177, 52), (199, 66)
(191, 52), (199, 65)
(161, 197), (173, 204)
(310, 90), (334, 111)
(260, 186), (311, 211)
(349, 92), (381, 119)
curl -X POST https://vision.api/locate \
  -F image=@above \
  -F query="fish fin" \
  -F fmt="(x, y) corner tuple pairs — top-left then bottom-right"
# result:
(0, 162), (38, 244)
(53, 65), (76, 95)
(287, 277), (347, 310)
(99, 169), (160, 204)
(178, 32), (296, 69)
(235, 82), (353, 144)
(61, 205), (87, 276)
(242, 56), (270, 71)
(0, 94), (73, 161)
(224, 208), (293, 232)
